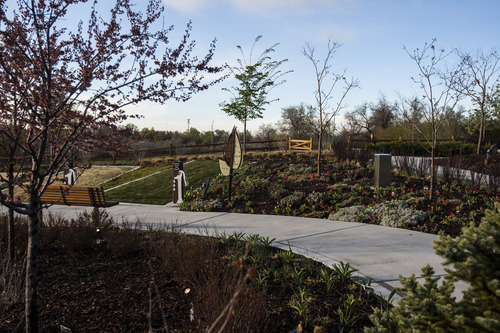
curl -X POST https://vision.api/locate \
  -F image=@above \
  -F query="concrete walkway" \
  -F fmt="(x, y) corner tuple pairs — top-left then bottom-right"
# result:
(41, 203), (464, 301)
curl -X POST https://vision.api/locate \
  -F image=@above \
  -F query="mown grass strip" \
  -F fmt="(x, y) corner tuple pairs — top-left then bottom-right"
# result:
(105, 160), (220, 205)
(101, 165), (171, 190)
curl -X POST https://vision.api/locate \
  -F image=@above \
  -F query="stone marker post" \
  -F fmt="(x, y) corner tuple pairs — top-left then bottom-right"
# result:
(173, 160), (188, 204)
(374, 154), (391, 187)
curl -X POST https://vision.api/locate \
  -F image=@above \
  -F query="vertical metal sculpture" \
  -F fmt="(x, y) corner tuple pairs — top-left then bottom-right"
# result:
(219, 126), (243, 201)
(173, 160), (189, 204)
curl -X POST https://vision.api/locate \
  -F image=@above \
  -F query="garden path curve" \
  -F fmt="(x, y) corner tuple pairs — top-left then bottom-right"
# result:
(37, 203), (468, 301)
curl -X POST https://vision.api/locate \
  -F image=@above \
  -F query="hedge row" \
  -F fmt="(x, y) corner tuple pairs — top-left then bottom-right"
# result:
(367, 140), (486, 156)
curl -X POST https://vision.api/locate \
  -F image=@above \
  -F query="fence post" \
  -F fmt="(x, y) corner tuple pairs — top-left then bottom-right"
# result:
(347, 136), (352, 151)
(309, 138), (313, 151)
(169, 143), (173, 156)
(288, 137), (291, 151)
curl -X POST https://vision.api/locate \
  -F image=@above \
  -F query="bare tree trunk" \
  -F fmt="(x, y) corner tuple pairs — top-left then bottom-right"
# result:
(243, 117), (247, 156)
(26, 198), (40, 333)
(429, 128), (437, 201)
(477, 108), (485, 154)
(317, 129), (323, 176)
(8, 163), (15, 261)
(482, 113), (486, 147)
(8, 188), (15, 261)
(430, 145), (435, 201)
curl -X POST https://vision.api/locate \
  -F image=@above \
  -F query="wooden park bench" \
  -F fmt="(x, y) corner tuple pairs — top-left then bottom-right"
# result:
(39, 185), (118, 207)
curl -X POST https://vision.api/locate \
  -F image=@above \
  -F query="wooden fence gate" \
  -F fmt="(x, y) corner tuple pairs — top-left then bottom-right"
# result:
(288, 137), (313, 151)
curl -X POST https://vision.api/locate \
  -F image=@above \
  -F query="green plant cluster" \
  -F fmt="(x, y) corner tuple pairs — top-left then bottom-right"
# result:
(204, 232), (381, 331)
(366, 202), (500, 332)
(328, 200), (428, 228)
(178, 153), (500, 237)
(368, 140), (482, 156)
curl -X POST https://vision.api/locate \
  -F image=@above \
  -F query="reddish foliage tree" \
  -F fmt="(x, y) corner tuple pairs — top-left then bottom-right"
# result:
(0, 1), (225, 331)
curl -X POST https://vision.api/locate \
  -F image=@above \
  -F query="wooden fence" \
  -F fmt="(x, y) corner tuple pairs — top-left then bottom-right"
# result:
(288, 137), (313, 151)
(79, 138), (289, 162)
(1, 137), (320, 164)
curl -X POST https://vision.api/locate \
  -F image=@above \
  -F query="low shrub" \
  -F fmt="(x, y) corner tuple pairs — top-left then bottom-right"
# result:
(0, 255), (25, 319)
(269, 183), (290, 201)
(279, 191), (306, 208)
(59, 208), (116, 252)
(152, 233), (269, 331)
(329, 200), (428, 228)
(306, 191), (328, 206)
(368, 140), (481, 156)
(164, 157), (175, 164)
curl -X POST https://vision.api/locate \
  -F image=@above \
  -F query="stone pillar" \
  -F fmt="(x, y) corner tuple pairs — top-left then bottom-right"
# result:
(374, 154), (391, 187)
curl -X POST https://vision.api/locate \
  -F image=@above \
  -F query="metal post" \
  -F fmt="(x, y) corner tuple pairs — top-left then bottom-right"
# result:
(374, 154), (392, 187)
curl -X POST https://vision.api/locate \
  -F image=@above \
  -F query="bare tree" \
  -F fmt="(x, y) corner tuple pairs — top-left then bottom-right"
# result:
(445, 49), (500, 153)
(344, 102), (372, 137)
(400, 96), (425, 141)
(278, 104), (317, 139)
(303, 39), (359, 175)
(344, 95), (396, 140)
(0, 1), (225, 331)
(371, 95), (396, 131)
(402, 39), (462, 200)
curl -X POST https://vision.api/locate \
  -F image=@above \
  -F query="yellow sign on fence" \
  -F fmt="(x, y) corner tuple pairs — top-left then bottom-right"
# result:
(288, 137), (313, 151)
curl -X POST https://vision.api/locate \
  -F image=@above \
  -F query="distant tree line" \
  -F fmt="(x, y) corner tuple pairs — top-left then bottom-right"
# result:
(121, 124), (231, 147)
(122, 82), (500, 151)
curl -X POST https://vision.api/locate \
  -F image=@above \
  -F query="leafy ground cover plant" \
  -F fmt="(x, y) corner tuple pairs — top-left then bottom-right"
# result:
(180, 151), (500, 237)
(0, 213), (384, 332)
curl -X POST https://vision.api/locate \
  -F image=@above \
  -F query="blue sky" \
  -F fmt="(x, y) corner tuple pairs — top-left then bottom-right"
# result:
(17, 0), (500, 134)
(138, 0), (499, 134)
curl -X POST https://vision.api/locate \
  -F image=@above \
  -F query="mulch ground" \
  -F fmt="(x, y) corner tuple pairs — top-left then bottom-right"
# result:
(2, 238), (379, 333)
(3, 249), (185, 332)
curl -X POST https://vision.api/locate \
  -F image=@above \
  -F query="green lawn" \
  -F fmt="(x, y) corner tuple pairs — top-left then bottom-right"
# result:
(105, 160), (220, 205)
(101, 165), (170, 190)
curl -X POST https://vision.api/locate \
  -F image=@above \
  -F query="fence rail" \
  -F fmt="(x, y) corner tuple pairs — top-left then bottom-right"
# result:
(78, 138), (289, 162)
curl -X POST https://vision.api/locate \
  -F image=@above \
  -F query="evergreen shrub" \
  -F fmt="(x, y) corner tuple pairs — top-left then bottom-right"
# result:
(366, 202), (500, 332)
(368, 141), (480, 156)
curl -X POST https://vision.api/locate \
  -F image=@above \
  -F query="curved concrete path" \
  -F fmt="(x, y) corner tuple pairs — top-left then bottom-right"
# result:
(40, 203), (465, 301)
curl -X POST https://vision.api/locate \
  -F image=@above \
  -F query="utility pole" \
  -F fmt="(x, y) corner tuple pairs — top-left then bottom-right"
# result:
(187, 119), (190, 131)
(211, 121), (214, 145)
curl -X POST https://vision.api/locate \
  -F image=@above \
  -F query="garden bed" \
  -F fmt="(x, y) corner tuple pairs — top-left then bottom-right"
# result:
(180, 152), (500, 238)
(1, 213), (384, 332)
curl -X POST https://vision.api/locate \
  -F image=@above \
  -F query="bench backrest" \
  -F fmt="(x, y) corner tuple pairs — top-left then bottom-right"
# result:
(40, 185), (116, 207)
